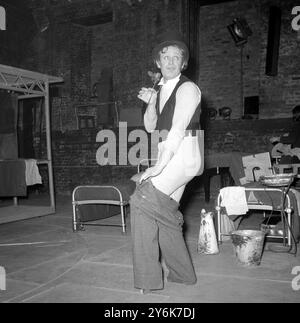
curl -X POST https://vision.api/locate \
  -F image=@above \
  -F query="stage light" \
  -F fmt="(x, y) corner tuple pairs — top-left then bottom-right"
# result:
(227, 18), (252, 46)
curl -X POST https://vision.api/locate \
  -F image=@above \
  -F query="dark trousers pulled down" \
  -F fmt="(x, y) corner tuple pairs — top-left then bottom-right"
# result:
(130, 180), (196, 290)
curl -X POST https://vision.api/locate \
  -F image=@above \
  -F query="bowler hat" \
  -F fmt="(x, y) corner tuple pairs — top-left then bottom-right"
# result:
(152, 30), (189, 61)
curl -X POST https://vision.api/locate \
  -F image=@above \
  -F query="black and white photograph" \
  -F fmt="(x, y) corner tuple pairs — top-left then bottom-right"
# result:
(0, 0), (299, 306)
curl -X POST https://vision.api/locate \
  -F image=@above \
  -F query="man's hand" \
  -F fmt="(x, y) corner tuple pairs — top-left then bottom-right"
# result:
(130, 172), (144, 183)
(138, 147), (174, 183)
(139, 166), (162, 183)
(137, 87), (157, 105)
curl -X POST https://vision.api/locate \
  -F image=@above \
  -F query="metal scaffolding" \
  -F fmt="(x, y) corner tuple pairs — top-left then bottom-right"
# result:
(0, 64), (63, 223)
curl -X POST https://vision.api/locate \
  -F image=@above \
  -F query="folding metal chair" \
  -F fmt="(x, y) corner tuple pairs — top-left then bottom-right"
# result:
(72, 184), (133, 233)
(215, 186), (292, 246)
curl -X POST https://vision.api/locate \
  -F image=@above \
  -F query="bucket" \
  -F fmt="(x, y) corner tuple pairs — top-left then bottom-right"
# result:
(231, 230), (266, 267)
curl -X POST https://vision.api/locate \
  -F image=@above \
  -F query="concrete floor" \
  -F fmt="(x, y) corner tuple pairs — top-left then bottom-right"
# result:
(0, 191), (299, 303)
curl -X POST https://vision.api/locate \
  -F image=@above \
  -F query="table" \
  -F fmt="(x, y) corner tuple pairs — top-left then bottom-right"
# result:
(203, 152), (247, 202)
(204, 152), (247, 184)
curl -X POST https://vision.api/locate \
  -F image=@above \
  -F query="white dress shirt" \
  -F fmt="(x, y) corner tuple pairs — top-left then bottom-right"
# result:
(144, 74), (203, 202)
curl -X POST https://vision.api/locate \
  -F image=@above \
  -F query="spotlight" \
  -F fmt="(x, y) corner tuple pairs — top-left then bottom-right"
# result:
(227, 18), (252, 46)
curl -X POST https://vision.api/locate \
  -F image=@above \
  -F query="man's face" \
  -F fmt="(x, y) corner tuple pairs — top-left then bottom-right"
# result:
(156, 45), (184, 80)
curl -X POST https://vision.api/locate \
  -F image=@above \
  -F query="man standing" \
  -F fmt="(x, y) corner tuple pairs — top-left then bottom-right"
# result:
(130, 30), (203, 293)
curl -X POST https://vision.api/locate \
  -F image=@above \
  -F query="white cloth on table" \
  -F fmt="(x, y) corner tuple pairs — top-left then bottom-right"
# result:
(220, 186), (249, 216)
(25, 159), (42, 186)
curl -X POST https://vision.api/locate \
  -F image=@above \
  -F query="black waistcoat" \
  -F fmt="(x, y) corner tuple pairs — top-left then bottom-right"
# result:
(155, 75), (200, 132)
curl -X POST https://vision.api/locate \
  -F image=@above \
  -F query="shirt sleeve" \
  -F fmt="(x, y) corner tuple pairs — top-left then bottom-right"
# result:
(143, 102), (157, 133)
(163, 81), (201, 153)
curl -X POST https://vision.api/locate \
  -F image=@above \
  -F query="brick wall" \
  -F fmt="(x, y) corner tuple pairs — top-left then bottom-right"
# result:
(1, 0), (299, 195)
(199, 0), (261, 119)
(199, 0), (300, 119)
(46, 117), (298, 195)
(50, 127), (148, 195)
(204, 117), (296, 154)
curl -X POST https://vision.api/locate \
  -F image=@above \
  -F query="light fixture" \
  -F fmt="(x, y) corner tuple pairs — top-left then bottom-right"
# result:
(227, 18), (252, 46)
(227, 18), (253, 118)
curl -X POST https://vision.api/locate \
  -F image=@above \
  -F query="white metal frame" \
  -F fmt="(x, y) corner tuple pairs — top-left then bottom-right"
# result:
(216, 187), (293, 246)
(72, 185), (129, 233)
(0, 64), (63, 222)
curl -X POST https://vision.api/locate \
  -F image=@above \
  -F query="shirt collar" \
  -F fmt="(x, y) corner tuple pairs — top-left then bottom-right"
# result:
(158, 74), (181, 86)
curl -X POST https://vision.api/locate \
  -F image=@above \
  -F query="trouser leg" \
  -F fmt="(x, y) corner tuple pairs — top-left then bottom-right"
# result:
(130, 180), (196, 290)
(130, 194), (163, 290)
(158, 209), (197, 285)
